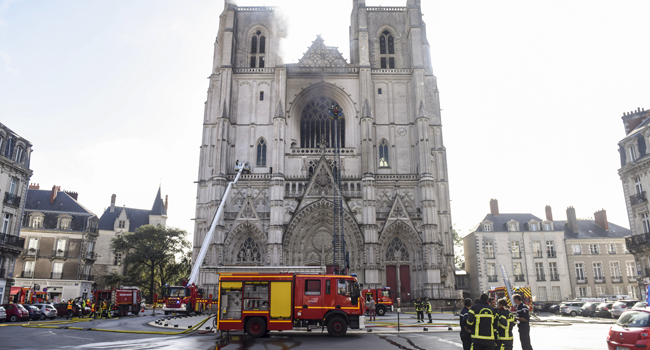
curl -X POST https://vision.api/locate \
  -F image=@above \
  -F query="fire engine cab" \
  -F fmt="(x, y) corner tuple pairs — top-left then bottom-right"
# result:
(362, 287), (394, 316)
(217, 273), (365, 337)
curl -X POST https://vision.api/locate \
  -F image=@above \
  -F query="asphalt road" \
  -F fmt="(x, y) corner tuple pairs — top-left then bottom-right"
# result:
(1, 313), (612, 350)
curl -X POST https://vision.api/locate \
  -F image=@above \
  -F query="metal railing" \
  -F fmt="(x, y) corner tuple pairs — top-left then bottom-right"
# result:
(536, 274), (545, 281)
(487, 275), (498, 282)
(629, 276), (638, 283)
(0, 233), (25, 248)
(54, 249), (66, 258)
(594, 276), (606, 283)
(627, 233), (650, 251)
(3, 192), (21, 207)
(630, 191), (647, 206)
(51, 272), (62, 279)
(22, 270), (34, 278)
(514, 275), (525, 282)
(533, 251), (543, 258)
(576, 277), (588, 284)
(611, 276), (622, 283)
(550, 273), (560, 281)
(547, 251), (557, 258)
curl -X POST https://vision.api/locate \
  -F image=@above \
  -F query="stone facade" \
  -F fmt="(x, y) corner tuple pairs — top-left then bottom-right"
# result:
(14, 185), (98, 302)
(192, 0), (457, 302)
(0, 123), (33, 304)
(93, 189), (168, 288)
(618, 107), (650, 299)
(464, 200), (572, 303)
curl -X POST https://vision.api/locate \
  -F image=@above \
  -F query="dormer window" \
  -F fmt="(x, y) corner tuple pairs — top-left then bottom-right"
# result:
(14, 146), (23, 163)
(530, 223), (538, 231)
(483, 222), (492, 231)
(629, 145), (638, 162)
(250, 30), (266, 68)
(29, 213), (44, 229)
(379, 30), (395, 69)
(507, 221), (519, 232)
(118, 220), (126, 229)
(57, 214), (72, 230)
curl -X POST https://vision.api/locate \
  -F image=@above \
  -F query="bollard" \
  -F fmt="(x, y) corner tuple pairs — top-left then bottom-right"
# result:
(423, 328), (428, 331)
(174, 324), (179, 328)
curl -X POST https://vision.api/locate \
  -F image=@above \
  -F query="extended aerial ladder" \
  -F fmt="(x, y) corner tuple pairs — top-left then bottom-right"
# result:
(188, 160), (249, 285)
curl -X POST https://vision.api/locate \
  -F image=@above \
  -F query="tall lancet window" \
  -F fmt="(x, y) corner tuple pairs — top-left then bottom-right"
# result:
(379, 139), (389, 167)
(300, 96), (345, 148)
(379, 30), (395, 69)
(249, 30), (266, 68)
(256, 138), (267, 166)
(237, 237), (261, 264)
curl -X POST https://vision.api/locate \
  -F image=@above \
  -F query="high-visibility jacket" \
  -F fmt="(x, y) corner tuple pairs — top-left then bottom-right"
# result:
(497, 309), (516, 341)
(414, 301), (423, 311)
(466, 301), (498, 340)
(67, 301), (72, 310)
(91, 303), (95, 312)
(424, 301), (432, 313)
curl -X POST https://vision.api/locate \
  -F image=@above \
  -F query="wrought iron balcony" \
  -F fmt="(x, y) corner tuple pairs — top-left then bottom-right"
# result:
(0, 233), (25, 249)
(51, 272), (62, 279)
(577, 277), (588, 284)
(536, 274), (545, 281)
(550, 273), (560, 281)
(487, 275), (498, 282)
(629, 276), (638, 283)
(3, 192), (21, 207)
(22, 270), (33, 278)
(611, 276), (623, 283)
(547, 251), (557, 258)
(626, 233), (650, 252)
(514, 274), (525, 282)
(630, 191), (647, 206)
(594, 277), (606, 284)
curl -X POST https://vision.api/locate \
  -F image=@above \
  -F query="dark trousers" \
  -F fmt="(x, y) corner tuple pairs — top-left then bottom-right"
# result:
(470, 339), (495, 350)
(461, 336), (472, 350)
(416, 311), (424, 321)
(426, 312), (432, 322)
(519, 326), (533, 350)
(496, 340), (513, 350)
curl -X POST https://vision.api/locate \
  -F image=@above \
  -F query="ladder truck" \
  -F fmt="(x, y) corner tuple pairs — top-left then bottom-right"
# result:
(161, 161), (249, 315)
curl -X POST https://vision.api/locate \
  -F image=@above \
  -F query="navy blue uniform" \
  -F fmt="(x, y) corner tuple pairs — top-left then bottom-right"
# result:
(459, 306), (471, 350)
(516, 303), (533, 350)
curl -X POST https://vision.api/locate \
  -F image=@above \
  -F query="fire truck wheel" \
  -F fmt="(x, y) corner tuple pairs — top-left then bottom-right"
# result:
(326, 316), (347, 337)
(376, 306), (386, 316)
(245, 317), (267, 338)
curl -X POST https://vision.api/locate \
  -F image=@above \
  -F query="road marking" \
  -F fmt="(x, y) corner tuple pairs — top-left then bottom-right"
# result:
(64, 335), (94, 340)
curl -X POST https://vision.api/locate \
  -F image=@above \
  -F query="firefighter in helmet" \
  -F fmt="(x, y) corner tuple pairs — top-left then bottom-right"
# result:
(466, 293), (499, 350)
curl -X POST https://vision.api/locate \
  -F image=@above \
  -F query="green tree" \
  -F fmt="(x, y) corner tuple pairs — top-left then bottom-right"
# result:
(111, 225), (190, 302)
(453, 227), (464, 269)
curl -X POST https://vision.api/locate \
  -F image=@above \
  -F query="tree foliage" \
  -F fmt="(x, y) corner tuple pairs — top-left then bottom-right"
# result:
(453, 227), (465, 269)
(111, 225), (190, 302)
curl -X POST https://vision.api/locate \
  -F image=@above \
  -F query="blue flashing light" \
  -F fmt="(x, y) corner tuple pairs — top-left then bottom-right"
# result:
(351, 273), (357, 277)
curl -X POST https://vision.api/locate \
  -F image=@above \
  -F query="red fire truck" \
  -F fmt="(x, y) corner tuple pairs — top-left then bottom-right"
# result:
(217, 273), (365, 337)
(362, 287), (394, 316)
(93, 287), (143, 317)
(161, 279), (210, 316)
(10, 287), (51, 304)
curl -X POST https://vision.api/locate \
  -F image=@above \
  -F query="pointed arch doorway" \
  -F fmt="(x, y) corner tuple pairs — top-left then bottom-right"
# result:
(384, 237), (412, 302)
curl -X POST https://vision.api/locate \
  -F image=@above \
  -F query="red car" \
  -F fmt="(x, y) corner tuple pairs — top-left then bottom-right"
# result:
(1, 304), (30, 322)
(607, 308), (650, 349)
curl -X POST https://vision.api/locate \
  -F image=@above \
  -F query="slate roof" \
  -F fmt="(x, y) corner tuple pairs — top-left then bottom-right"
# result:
(554, 220), (631, 240)
(25, 189), (95, 215)
(97, 188), (166, 232)
(474, 213), (548, 232)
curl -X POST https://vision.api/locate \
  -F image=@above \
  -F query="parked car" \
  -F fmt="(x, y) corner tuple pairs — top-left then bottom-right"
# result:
(532, 302), (544, 312)
(633, 302), (648, 309)
(607, 309), (650, 349)
(1, 304), (29, 322)
(30, 303), (57, 320)
(560, 301), (585, 316)
(53, 302), (80, 317)
(0, 306), (5, 322)
(611, 300), (642, 318)
(580, 302), (598, 317)
(548, 304), (559, 314)
(23, 305), (41, 321)
(595, 302), (614, 318)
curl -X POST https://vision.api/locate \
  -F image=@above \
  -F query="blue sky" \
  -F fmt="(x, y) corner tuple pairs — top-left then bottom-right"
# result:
(2, 0), (650, 239)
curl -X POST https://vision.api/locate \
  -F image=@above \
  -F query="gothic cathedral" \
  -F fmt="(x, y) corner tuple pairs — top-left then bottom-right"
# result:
(193, 0), (457, 301)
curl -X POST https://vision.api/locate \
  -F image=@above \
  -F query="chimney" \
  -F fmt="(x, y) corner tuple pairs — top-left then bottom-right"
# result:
(566, 206), (578, 234)
(622, 108), (650, 135)
(65, 191), (78, 201)
(164, 195), (168, 210)
(110, 194), (116, 213)
(489, 199), (499, 216)
(28, 183), (40, 190)
(545, 205), (553, 221)
(594, 209), (609, 231)
(50, 185), (60, 203)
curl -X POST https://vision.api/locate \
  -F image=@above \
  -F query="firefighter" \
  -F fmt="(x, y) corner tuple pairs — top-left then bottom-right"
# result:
(66, 299), (73, 319)
(466, 294), (498, 350)
(424, 297), (433, 323)
(496, 299), (516, 350)
(89, 302), (96, 319)
(414, 298), (424, 323)
(459, 298), (473, 350)
(513, 294), (533, 350)
(101, 300), (108, 318)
